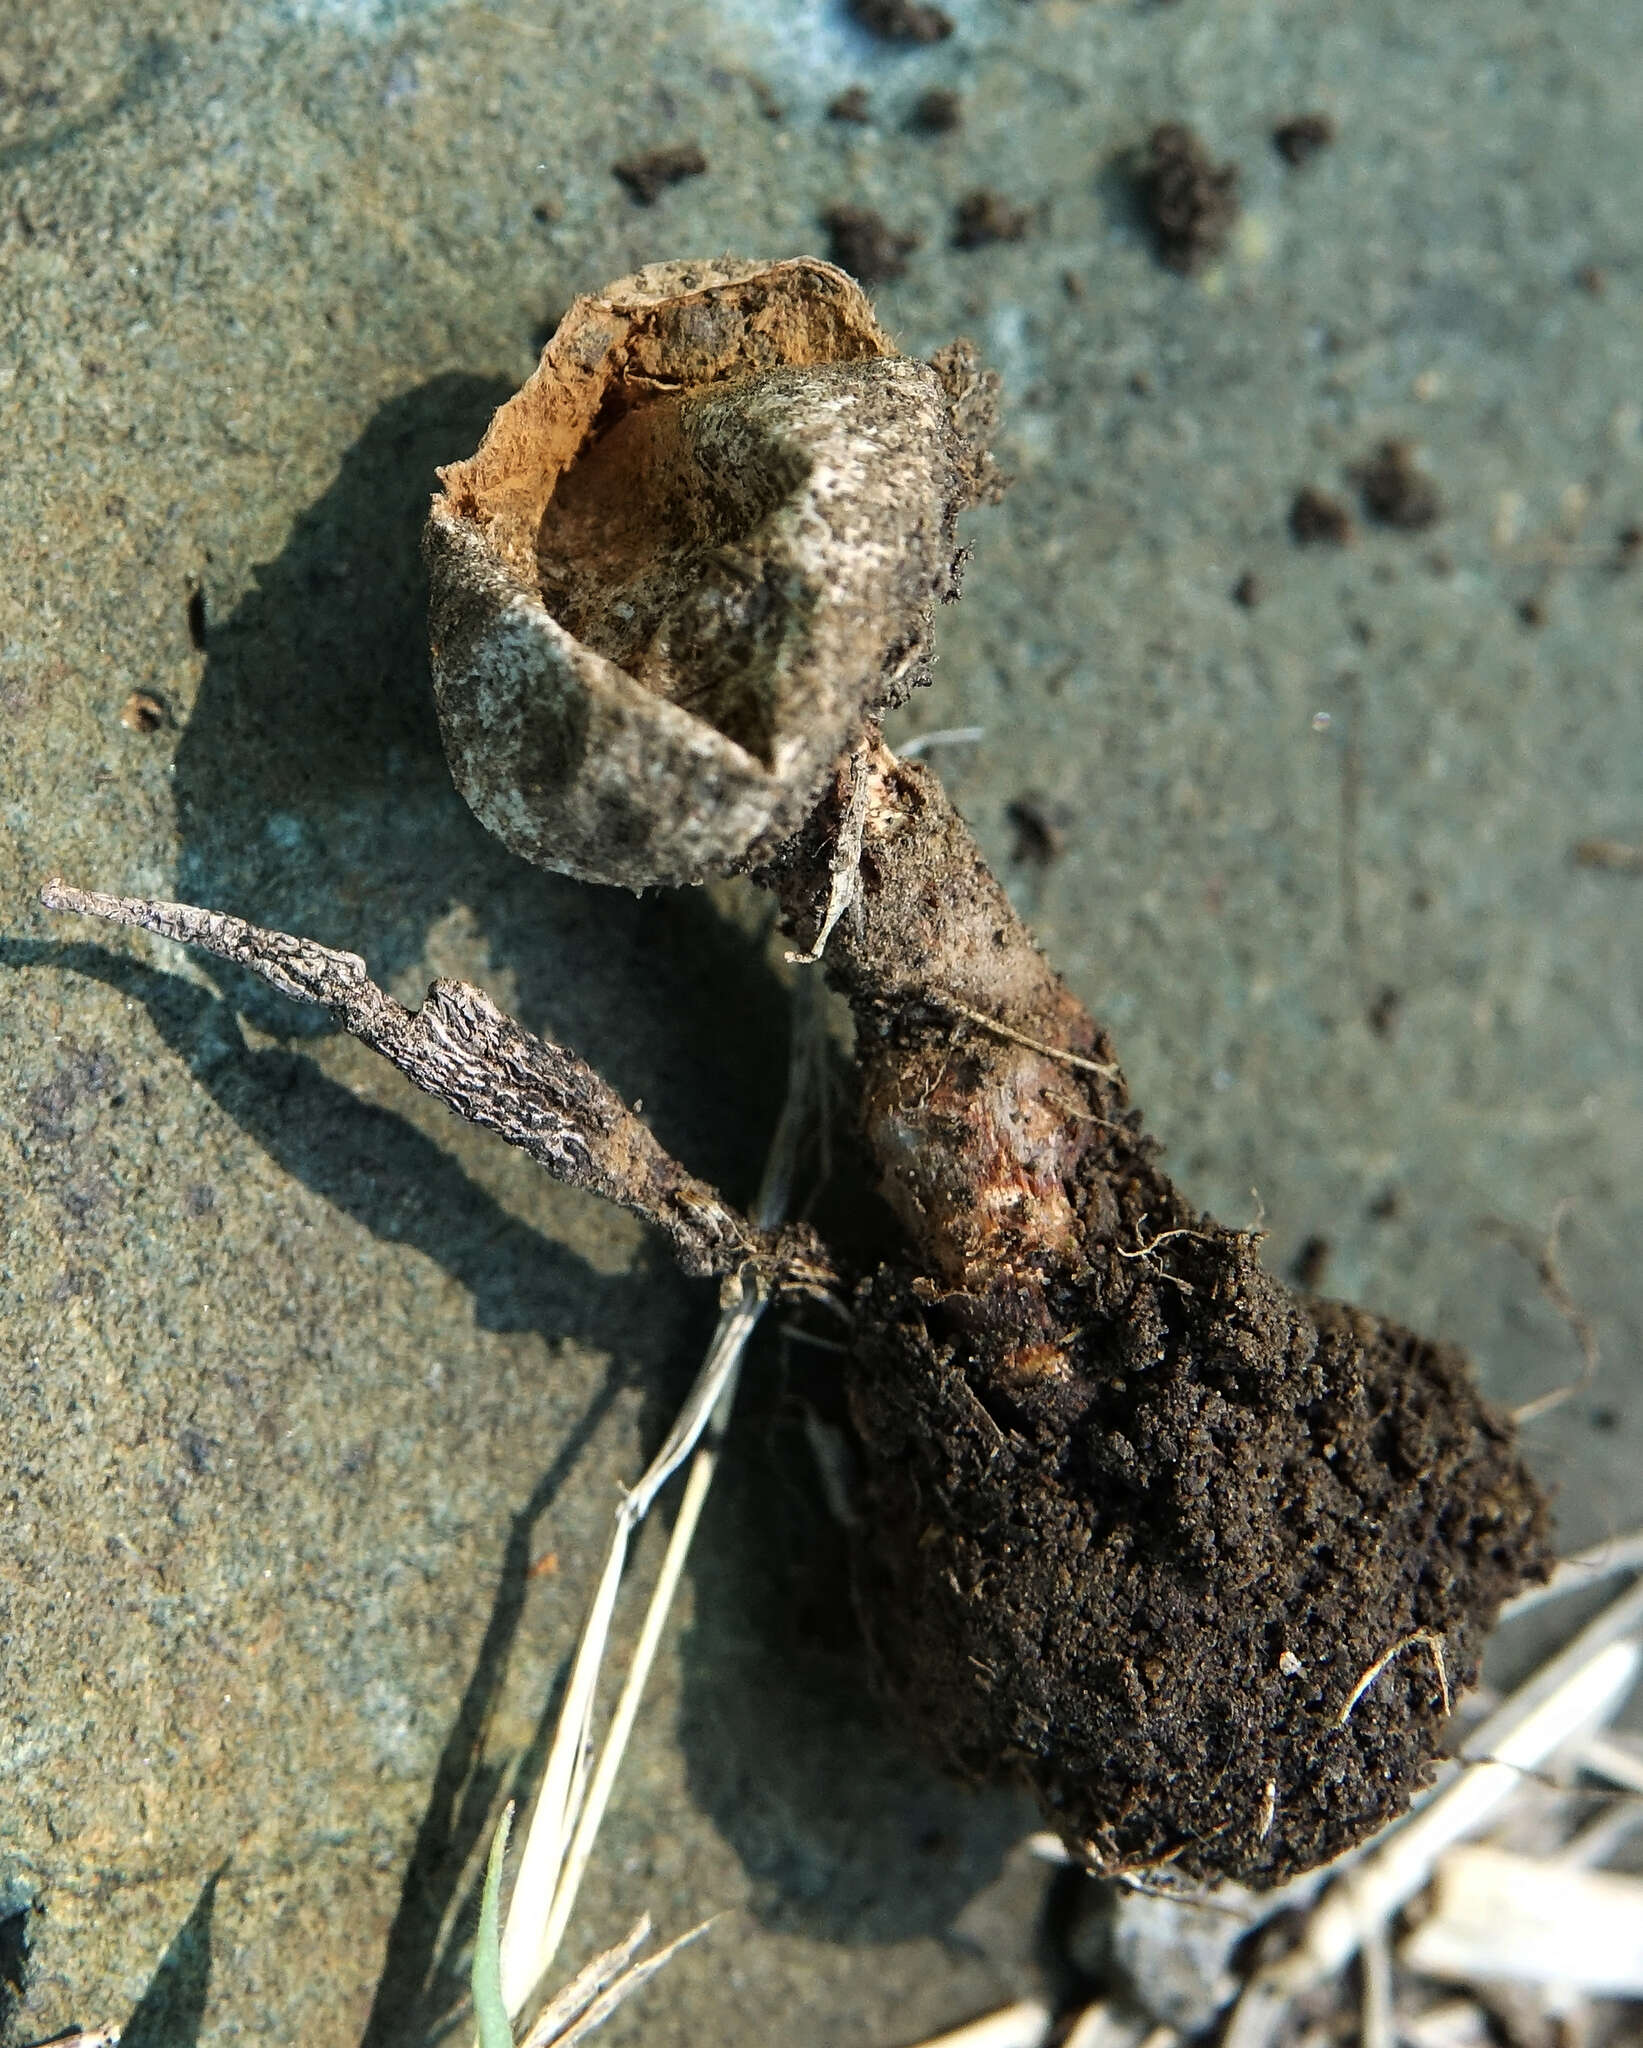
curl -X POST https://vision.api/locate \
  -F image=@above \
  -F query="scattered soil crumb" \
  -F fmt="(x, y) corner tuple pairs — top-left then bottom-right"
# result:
(744, 73), (784, 121)
(1232, 570), (1263, 608)
(611, 143), (708, 205)
(1293, 1234), (1333, 1290)
(1575, 263), (1607, 296)
(911, 87), (962, 134)
(1368, 984), (1403, 1039)
(1616, 523), (1641, 569)
(1273, 112), (1337, 167)
(1369, 1187), (1403, 1222)
(822, 204), (920, 285)
(1062, 268), (1086, 299)
(1005, 793), (1066, 866)
(828, 85), (872, 123)
(1290, 486), (1355, 546)
(1358, 440), (1443, 531)
(120, 690), (167, 733)
(531, 197), (563, 224)
(952, 188), (1031, 249)
(1517, 595), (1546, 628)
(1572, 837), (1643, 876)
(1140, 122), (1240, 275)
(849, 0), (953, 42)
(1127, 369), (1153, 397)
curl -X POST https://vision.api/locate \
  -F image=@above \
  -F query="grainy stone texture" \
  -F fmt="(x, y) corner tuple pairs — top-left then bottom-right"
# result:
(1, 2), (1639, 2045)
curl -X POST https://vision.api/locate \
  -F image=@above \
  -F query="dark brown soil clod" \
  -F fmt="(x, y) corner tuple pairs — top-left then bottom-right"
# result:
(828, 85), (873, 123)
(850, 0), (954, 42)
(1358, 440), (1443, 531)
(1273, 112), (1337, 167)
(611, 143), (708, 205)
(952, 188), (1032, 249)
(1140, 123), (1241, 275)
(911, 87), (963, 134)
(1290, 485), (1355, 547)
(822, 205), (921, 286)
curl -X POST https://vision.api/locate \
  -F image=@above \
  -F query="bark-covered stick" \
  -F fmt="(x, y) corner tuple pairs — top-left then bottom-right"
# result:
(40, 881), (829, 1293)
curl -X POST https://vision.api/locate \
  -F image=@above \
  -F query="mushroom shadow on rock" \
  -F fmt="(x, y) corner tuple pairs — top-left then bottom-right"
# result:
(122, 1865), (223, 2048)
(157, 372), (1033, 1970)
(670, 1319), (1036, 1945)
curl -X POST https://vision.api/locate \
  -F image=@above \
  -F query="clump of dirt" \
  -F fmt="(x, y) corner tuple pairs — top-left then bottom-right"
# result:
(1290, 485), (1354, 546)
(827, 85), (872, 123)
(1273, 113), (1336, 167)
(823, 204), (921, 285)
(1140, 123), (1240, 274)
(1358, 440), (1443, 531)
(952, 188), (1032, 248)
(611, 143), (707, 204)
(911, 87), (962, 134)
(759, 743), (1551, 1886)
(849, 0), (953, 41)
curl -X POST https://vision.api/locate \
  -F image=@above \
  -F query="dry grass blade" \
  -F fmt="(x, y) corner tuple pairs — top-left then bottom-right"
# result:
(511, 1916), (650, 2046)
(518, 1916), (708, 2048)
(903, 2000), (1056, 2048)
(497, 978), (823, 2024)
(1399, 1845), (1643, 1994)
(1499, 1526), (1643, 1620)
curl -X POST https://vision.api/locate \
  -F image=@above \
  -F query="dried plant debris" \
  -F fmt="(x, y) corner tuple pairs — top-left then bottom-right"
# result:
(1358, 439), (1443, 531)
(952, 188), (1032, 249)
(849, 0), (953, 42)
(1140, 122), (1241, 275)
(822, 204), (921, 285)
(54, 256), (1551, 1902)
(911, 87), (962, 134)
(1273, 112), (1337, 167)
(610, 143), (707, 205)
(1290, 485), (1355, 546)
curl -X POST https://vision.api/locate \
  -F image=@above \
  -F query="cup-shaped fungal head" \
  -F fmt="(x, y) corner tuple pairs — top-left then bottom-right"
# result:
(426, 256), (998, 888)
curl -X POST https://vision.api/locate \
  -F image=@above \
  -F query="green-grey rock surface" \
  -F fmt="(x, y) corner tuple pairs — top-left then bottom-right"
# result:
(1, 0), (1638, 2041)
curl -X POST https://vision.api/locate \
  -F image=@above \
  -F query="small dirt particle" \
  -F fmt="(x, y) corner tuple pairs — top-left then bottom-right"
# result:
(1369, 1187), (1403, 1222)
(910, 87), (962, 134)
(1005, 793), (1065, 866)
(1273, 112), (1337, 167)
(1062, 268), (1086, 300)
(120, 690), (168, 733)
(611, 143), (708, 205)
(952, 188), (1031, 249)
(531, 197), (563, 225)
(1292, 1234), (1333, 1289)
(1575, 263), (1607, 296)
(1232, 570), (1263, 609)
(1572, 837), (1643, 876)
(1140, 123), (1240, 276)
(1616, 523), (1642, 569)
(1367, 984), (1403, 1039)
(849, 0), (953, 40)
(1290, 486), (1354, 547)
(822, 205), (920, 286)
(1517, 595), (1546, 628)
(828, 85), (872, 122)
(1358, 440), (1443, 531)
